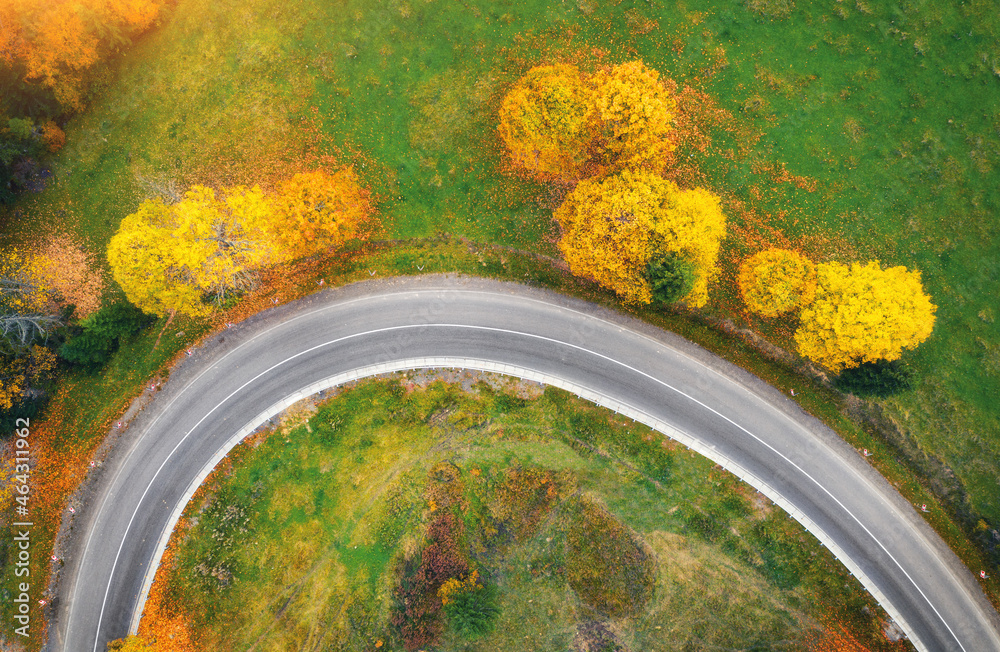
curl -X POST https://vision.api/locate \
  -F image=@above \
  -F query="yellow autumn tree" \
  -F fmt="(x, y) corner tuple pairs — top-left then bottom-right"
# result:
(262, 168), (375, 260)
(794, 261), (937, 373)
(497, 64), (595, 180)
(650, 185), (726, 308)
(738, 248), (816, 317)
(0, 345), (55, 411)
(107, 185), (274, 318)
(556, 169), (666, 304)
(592, 60), (677, 171)
(555, 169), (725, 306)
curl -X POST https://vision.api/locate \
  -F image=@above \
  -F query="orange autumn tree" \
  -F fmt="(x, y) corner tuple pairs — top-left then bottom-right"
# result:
(39, 120), (66, 152)
(738, 248), (816, 318)
(263, 168), (376, 260)
(108, 186), (274, 318)
(794, 261), (937, 373)
(555, 169), (725, 306)
(497, 64), (595, 180)
(0, 0), (163, 109)
(592, 60), (677, 172)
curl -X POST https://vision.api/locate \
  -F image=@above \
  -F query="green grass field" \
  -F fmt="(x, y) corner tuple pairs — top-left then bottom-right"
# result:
(153, 375), (903, 650)
(2, 0), (999, 641)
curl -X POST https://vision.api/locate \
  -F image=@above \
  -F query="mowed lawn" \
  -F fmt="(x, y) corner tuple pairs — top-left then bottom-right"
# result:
(3, 0), (999, 545)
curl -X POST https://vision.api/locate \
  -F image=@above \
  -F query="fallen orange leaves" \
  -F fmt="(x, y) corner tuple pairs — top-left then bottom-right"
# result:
(136, 538), (197, 651)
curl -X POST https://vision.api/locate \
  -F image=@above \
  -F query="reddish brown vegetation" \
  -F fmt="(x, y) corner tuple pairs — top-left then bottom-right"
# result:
(391, 464), (471, 650)
(565, 496), (656, 618)
(487, 466), (560, 543)
(391, 509), (469, 650)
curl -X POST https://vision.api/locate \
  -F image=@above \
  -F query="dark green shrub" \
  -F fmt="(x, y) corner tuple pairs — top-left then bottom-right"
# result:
(444, 583), (501, 640)
(646, 252), (696, 304)
(87, 301), (153, 339)
(58, 329), (115, 368)
(492, 391), (527, 413)
(58, 301), (152, 369)
(835, 359), (913, 397)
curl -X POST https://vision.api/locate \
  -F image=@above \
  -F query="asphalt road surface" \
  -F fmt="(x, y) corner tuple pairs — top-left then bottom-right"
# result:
(50, 276), (1000, 652)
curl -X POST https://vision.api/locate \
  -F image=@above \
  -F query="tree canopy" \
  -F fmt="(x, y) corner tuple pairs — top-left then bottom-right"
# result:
(1, 117), (53, 204)
(649, 184), (725, 307)
(59, 301), (151, 370)
(1, 0), (162, 203)
(106, 636), (157, 652)
(738, 248), (816, 317)
(498, 60), (678, 179)
(794, 261), (936, 373)
(1, 0), (163, 110)
(646, 252), (697, 305)
(556, 169), (666, 304)
(108, 171), (375, 317)
(592, 60), (677, 171)
(0, 344), (54, 411)
(555, 169), (725, 306)
(107, 186), (273, 318)
(1, 238), (104, 410)
(264, 168), (375, 260)
(31, 233), (105, 319)
(497, 64), (595, 180)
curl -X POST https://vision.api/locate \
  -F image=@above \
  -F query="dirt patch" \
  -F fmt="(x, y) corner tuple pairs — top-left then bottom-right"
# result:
(276, 397), (319, 435)
(572, 619), (627, 652)
(403, 367), (545, 399)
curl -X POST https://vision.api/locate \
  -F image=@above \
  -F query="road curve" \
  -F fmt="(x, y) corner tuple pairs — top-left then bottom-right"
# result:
(50, 275), (1000, 652)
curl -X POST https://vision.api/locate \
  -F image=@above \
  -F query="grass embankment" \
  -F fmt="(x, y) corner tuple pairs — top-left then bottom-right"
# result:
(1, 0), (999, 643)
(146, 375), (905, 651)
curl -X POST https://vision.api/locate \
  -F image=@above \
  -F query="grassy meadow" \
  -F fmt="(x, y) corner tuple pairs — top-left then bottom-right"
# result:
(1, 0), (999, 643)
(145, 375), (905, 650)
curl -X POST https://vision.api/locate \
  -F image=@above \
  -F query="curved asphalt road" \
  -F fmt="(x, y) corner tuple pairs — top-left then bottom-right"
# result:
(50, 276), (1000, 652)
